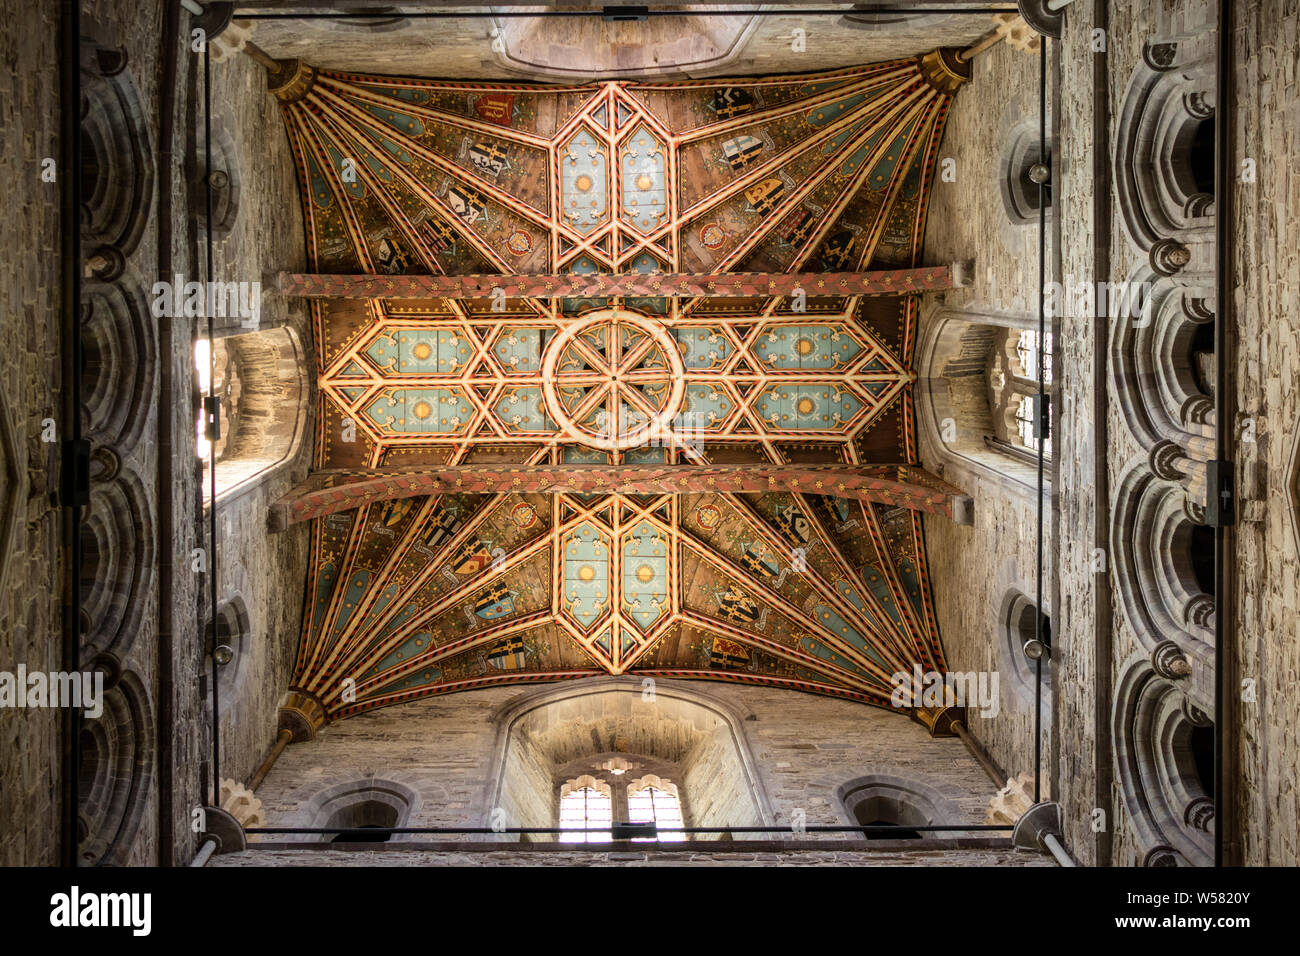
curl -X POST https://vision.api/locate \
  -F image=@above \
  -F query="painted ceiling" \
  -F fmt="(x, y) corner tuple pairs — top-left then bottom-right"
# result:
(273, 52), (966, 723)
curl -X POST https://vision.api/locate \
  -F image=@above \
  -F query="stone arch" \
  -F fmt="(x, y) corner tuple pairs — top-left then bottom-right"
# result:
(1111, 459), (1215, 676)
(839, 7), (969, 32)
(79, 40), (153, 258)
(205, 596), (250, 703)
(1114, 38), (1216, 261)
(202, 326), (309, 504)
(303, 777), (421, 843)
(487, 677), (774, 840)
(195, 121), (241, 240)
(835, 773), (964, 837)
(999, 118), (1052, 226)
(334, 7), (409, 31)
(78, 468), (156, 667)
(78, 670), (154, 866)
(1109, 267), (1216, 454)
(81, 280), (156, 452)
(1113, 655), (1214, 866)
(999, 589), (1052, 707)
(486, 12), (760, 79)
(916, 308), (1047, 494)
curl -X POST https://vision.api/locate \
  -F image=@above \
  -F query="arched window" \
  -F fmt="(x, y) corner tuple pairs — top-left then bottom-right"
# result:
(204, 598), (249, 703)
(1000, 122), (1052, 226)
(989, 329), (1052, 460)
(1114, 658), (1215, 866)
(79, 43), (153, 258)
(77, 673), (154, 866)
(1001, 590), (1052, 708)
(195, 327), (308, 504)
(326, 800), (398, 843)
(1115, 41), (1216, 255)
(626, 775), (686, 842)
(299, 778), (420, 844)
(837, 774), (963, 841)
(494, 683), (769, 843)
(1111, 462), (1215, 659)
(916, 310), (1052, 493)
(558, 776), (613, 843)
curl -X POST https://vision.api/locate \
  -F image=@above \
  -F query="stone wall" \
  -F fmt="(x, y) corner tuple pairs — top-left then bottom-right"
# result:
(680, 723), (758, 834)
(497, 720), (555, 833)
(916, 34), (1055, 793)
(1051, 0), (1297, 867)
(235, 679), (1013, 859)
(1052, 0), (1107, 868)
(211, 842), (1052, 867)
(245, 7), (992, 80)
(203, 42), (314, 794)
(0, 0), (314, 867)
(0, 0), (64, 868)
(1229, 0), (1300, 866)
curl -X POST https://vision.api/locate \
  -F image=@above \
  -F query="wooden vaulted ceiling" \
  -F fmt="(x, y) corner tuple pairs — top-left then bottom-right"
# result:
(270, 51), (969, 725)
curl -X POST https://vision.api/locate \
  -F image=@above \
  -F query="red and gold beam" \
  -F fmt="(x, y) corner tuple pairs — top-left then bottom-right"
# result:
(273, 264), (970, 301)
(268, 463), (973, 531)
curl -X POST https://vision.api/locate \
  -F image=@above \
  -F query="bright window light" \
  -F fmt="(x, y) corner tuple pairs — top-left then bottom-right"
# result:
(195, 338), (211, 393)
(558, 786), (612, 843)
(627, 784), (686, 842)
(196, 414), (211, 461)
(195, 339), (213, 461)
(1016, 394), (1052, 459)
(1016, 329), (1053, 385)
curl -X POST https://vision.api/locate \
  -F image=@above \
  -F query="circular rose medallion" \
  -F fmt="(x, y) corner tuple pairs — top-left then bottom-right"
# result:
(541, 308), (686, 451)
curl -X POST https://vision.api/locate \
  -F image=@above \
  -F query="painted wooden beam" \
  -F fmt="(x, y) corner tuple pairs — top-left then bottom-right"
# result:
(268, 463), (973, 530)
(274, 264), (965, 301)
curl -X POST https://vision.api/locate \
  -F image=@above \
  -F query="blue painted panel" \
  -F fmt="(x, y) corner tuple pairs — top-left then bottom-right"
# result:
(494, 386), (554, 433)
(493, 327), (546, 373)
(752, 325), (862, 370)
(364, 388), (475, 434)
(673, 327), (732, 370)
(560, 127), (609, 235)
(753, 384), (862, 430)
(367, 327), (472, 375)
(622, 520), (668, 631)
(564, 522), (611, 630)
(620, 125), (668, 233)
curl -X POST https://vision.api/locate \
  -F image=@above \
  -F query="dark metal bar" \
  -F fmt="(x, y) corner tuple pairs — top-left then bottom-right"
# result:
(204, 41), (221, 806)
(1212, 0), (1235, 869)
(1033, 33), (1047, 808)
(155, 0), (184, 868)
(245, 824), (1015, 835)
(233, 8), (1020, 20)
(57, 0), (83, 870)
(1089, 0), (1114, 869)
